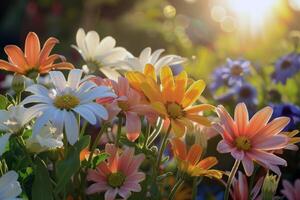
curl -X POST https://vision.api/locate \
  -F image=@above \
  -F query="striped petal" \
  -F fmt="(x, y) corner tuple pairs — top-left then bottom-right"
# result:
(25, 32), (40, 67)
(181, 80), (205, 108)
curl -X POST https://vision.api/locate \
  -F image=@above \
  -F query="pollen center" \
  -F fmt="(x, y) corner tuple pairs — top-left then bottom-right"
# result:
(231, 65), (243, 76)
(280, 60), (291, 69)
(118, 101), (129, 111)
(108, 172), (125, 188)
(54, 94), (80, 110)
(235, 136), (251, 151)
(166, 102), (184, 119)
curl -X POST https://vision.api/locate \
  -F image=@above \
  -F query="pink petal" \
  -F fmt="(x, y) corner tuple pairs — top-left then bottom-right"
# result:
(130, 104), (153, 115)
(237, 171), (248, 200)
(122, 182), (142, 192)
(213, 124), (234, 143)
(253, 117), (290, 138)
(252, 135), (288, 150)
(294, 180), (300, 198)
(96, 162), (111, 176)
(126, 154), (145, 176)
(234, 103), (249, 136)
(86, 182), (109, 195)
(217, 140), (234, 153)
(251, 176), (264, 199)
(104, 188), (118, 200)
(125, 112), (141, 142)
(242, 154), (254, 176)
(116, 77), (130, 97)
(118, 187), (132, 199)
(118, 147), (134, 173)
(216, 105), (238, 137)
(126, 172), (145, 183)
(105, 144), (118, 172)
(87, 169), (106, 182)
(231, 149), (245, 160)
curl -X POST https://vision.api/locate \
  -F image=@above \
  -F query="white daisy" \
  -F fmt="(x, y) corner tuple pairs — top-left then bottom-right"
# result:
(72, 28), (129, 80)
(0, 105), (32, 156)
(115, 47), (186, 72)
(0, 170), (22, 200)
(26, 122), (63, 153)
(21, 69), (116, 145)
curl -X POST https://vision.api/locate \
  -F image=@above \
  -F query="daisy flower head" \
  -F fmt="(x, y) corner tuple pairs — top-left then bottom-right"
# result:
(0, 170), (22, 200)
(281, 179), (300, 200)
(138, 65), (214, 137)
(86, 144), (145, 200)
(222, 58), (250, 86)
(116, 47), (185, 73)
(171, 138), (222, 179)
(91, 76), (154, 141)
(72, 28), (129, 80)
(214, 103), (290, 176)
(0, 32), (74, 79)
(22, 69), (116, 145)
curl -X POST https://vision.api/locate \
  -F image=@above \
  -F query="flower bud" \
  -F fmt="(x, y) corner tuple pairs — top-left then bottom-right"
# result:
(12, 74), (25, 93)
(185, 124), (208, 151)
(261, 173), (279, 200)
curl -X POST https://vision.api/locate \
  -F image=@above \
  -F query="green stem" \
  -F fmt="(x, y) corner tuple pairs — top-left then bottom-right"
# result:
(143, 123), (151, 149)
(248, 165), (259, 199)
(115, 116), (122, 146)
(192, 178), (198, 200)
(168, 178), (184, 200)
(79, 121), (88, 138)
(156, 124), (172, 172)
(224, 160), (241, 200)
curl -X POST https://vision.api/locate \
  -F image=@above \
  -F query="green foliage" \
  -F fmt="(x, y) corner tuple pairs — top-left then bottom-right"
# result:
(0, 95), (8, 110)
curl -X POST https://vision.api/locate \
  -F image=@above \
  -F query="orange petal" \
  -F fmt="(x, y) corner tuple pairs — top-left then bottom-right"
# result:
(151, 101), (168, 117)
(173, 71), (187, 103)
(39, 37), (59, 63)
(255, 116), (290, 138)
(185, 104), (215, 114)
(186, 144), (202, 166)
(4, 45), (28, 69)
(171, 119), (186, 137)
(125, 71), (145, 92)
(25, 32), (41, 67)
(171, 138), (187, 160)
(141, 82), (162, 103)
(41, 54), (66, 66)
(196, 156), (218, 169)
(186, 114), (211, 127)
(181, 80), (206, 108)
(0, 60), (25, 74)
(40, 62), (74, 74)
(144, 64), (157, 82)
(160, 66), (175, 102)
(234, 103), (249, 135)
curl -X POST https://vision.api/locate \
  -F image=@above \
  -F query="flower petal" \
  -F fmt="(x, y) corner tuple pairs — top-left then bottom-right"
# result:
(181, 80), (205, 108)
(125, 112), (141, 142)
(234, 103), (249, 135)
(4, 45), (28, 69)
(64, 111), (79, 145)
(25, 32), (40, 67)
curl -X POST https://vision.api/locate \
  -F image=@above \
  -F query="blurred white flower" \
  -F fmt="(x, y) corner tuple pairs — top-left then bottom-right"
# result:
(115, 47), (186, 72)
(0, 105), (32, 156)
(26, 122), (63, 153)
(0, 170), (22, 200)
(22, 69), (116, 145)
(72, 28), (129, 80)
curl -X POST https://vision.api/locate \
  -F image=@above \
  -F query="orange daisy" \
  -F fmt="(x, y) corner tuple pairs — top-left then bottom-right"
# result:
(0, 32), (74, 78)
(127, 65), (214, 137)
(171, 138), (222, 179)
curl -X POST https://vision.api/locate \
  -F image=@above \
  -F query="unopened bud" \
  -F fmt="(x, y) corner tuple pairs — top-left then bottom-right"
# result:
(261, 173), (279, 200)
(12, 74), (25, 93)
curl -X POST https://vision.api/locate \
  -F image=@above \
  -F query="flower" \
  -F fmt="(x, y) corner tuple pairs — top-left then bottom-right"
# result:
(116, 47), (185, 73)
(72, 28), (129, 80)
(171, 138), (222, 178)
(214, 103), (290, 176)
(221, 58), (250, 86)
(231, 171), (264, 200)
(0, 170), (22, 200)
(270, 103), (300, 131)
(261, 174), (279, 200)
(136, 65), (214, 137)
(86, 144), (145, 200)
(209, 66), (228, 92)
(26, 122), (63, 153)
(236, 83), (258, 106)
(0, 32), (74, 79)
(91, 76), (154, 141)
(281, 179), (300, 200)
(21, 69), (116, 145)
(0, 105), (32, 156)
(272, 53), (300, 84)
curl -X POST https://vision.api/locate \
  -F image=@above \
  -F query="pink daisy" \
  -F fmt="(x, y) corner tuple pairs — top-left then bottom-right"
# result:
(281, 179), (300, 200)
(86, 144), (145, 200)
(214, 103), (290, 176)
(91, 76), (154, 141)
(231, 171), (264, 200)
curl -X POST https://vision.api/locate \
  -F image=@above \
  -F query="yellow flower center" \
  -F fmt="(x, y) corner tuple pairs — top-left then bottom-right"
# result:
(108, 172), (125, 188)
(231, 64), (243, 76)
(235, 136), (251, 151)
(118, 101), (129, 111)
(53, 94), (80, 110)
(166, 102), (184, 119)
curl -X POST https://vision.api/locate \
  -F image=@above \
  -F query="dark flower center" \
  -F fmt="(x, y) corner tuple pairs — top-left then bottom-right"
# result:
(280, 60), (292, 69)
(239, 87), (252, 98)
(166, 102), (184, 119)
(118, 101), (129, 111)
(108, 172), (125, 188)
(231, 65), (243, 76)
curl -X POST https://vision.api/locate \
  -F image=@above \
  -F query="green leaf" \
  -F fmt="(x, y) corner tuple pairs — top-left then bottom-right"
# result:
(0, 95), (8, 110)
(54, 135), (91, 195)
(92, 153), (109, 168)
(32, 158), (53, 200)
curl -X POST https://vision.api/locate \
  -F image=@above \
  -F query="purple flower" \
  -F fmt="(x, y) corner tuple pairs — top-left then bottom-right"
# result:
(272, 53), (300, 84)
(270, 103), (300, 131)
(236, 83), (258, 106)
(221, 58), (250, 86)
(210, 66), (228, 92)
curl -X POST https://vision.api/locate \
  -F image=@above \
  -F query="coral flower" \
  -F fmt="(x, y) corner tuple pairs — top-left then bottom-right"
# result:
(214, 103), (290, 176)
(0, 32), (73, 78)
(231, 171), (264, 200)
(128, 65), (214, 137)
(91, 76), (154, 141)
(281, 179), (300, 200)
(171, 138), (222, 179)
(86, 144), (145, 200)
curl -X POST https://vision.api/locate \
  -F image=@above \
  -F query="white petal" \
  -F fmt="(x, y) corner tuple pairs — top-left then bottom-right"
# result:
(0, 133), (11, 156)
(73, 105), (96, 125)
(97, 36), (116, 54)
(25, 84), (49, 96)
(67, 69), (83, 90)
(64, 111), (79, 145)
(153, 56), (174, 70)
(32, 107), (56, 136)
(76, 28), (86, 52)
(100, 67), (121, 81)
(150, 49), (165, 64)
(77, 81), (97, 95)
(49, 71), (67, 92)
(0, 171), (21, 199)
(82, 103), (108, 120)
(79, 86), (115, 103)
(96, 47), (128, 66)
(85, 31), (100, 57)
(0, 110), (10, 125)
(21, 95), (52, 105)
(51, 109), (65, 134)
(139, 47), (152, 65)
(24, 104), (51, 122)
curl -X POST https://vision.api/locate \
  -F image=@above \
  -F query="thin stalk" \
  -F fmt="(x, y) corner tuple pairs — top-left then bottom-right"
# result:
(115, 116), (122, 146)
(143, 123), (151, 149)
(168, 179), (184, 200)
(224, 160), (241, 200)
(79, 121), (88, 138)
(156, 124), (172, 172)
(191, 177), (199, 200)
(147, 118), (163, 147)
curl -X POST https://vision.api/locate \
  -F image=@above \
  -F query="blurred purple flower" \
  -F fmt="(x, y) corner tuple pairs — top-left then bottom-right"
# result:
(221, 58), (250, 86)
(236, 83), (258, 106)
(210, 66), (227, 92)
(270, 103), (300, 131)
(272, 53), (300, 84)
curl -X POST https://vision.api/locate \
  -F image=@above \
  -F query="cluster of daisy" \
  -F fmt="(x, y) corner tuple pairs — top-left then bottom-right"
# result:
(0, 29), (298, 200)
